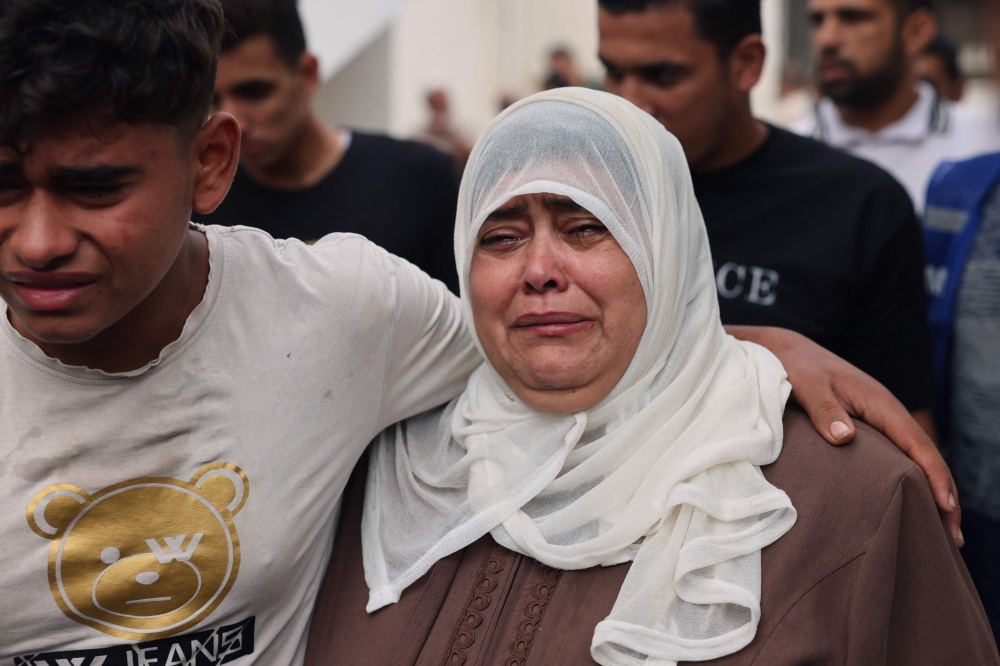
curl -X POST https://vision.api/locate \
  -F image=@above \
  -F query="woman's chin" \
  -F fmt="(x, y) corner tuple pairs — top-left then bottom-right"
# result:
(510, 374), (609, 414)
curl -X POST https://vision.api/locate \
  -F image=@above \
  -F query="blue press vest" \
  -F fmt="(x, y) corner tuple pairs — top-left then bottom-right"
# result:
(923, 152), (1000, 438)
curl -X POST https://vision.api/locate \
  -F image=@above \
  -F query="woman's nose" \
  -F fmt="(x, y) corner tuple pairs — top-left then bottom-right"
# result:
(522, 237), (569, 294)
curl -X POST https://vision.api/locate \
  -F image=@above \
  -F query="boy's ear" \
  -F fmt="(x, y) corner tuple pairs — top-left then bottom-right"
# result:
(191, 112), (241, 215)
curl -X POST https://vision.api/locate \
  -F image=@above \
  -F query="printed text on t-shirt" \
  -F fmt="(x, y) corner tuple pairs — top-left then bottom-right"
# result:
(714, 263), (780, 306)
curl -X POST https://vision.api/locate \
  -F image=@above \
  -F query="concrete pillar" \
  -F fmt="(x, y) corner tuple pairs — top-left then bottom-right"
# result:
(751, 0), (787, 123)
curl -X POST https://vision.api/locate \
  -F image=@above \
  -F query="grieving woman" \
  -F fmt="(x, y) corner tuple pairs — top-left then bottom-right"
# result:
(305, 89), (995, 665)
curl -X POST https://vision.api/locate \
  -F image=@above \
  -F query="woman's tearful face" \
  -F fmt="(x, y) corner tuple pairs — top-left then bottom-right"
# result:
(469, 192), (647, 414)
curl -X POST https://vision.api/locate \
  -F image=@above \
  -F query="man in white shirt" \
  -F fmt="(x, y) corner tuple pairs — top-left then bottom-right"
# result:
(0, 1), (960, 665)
(799, 0), (1000, 212)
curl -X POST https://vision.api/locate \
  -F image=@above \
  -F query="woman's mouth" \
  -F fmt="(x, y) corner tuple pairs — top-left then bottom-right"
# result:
(513, 312), (595, 336)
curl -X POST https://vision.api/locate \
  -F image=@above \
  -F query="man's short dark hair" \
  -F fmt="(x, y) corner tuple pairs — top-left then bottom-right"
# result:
(0, 0), (224, 148)
(597, 0), (762, 59)
(893, 0), (935, 17)
(220, 0), (306, 67)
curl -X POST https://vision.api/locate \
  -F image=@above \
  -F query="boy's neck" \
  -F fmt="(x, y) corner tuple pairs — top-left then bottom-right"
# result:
(8, 228), (210, 373)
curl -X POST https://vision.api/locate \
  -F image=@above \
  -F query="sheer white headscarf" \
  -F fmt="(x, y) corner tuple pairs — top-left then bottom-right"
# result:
(362, 88), (796, 665)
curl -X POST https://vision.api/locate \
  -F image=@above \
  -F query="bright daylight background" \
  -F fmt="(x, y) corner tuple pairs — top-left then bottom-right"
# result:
(300, 0), (1000, 141)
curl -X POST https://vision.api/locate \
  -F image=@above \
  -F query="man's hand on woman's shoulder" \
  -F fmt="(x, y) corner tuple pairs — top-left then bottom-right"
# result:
(726, 325), (962, 548)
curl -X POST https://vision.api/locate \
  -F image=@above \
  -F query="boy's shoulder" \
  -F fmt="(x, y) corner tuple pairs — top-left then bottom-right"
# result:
(208, 224), (401, 311)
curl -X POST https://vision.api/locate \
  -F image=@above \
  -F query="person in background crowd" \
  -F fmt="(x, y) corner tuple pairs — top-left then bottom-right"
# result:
(800, 0), (1000, 212)
(922, 150), (1000, 640)
(413, 88), (474, 173)
(597, 0), (940, 443)
(925, 4), (1000, 640)
(543, 47), (586, 89)
(193, 0), (460, 292)
(915, 36), (965, 103)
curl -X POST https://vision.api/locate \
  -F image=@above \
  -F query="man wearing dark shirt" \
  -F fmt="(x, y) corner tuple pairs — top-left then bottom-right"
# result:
(694, 129), (931, 410)
(598, 0), (937, 430)
(192, 0), (459, 292)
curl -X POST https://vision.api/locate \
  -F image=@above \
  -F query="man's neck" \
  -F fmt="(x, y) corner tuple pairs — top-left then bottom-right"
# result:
(10, 228), (210, 373)
(242, 114), (346, 191)
(691, 108), (769, 174)
(835, 77), (921, 134)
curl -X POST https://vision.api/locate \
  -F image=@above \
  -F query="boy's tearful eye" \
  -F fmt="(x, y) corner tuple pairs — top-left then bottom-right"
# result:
(64, 183), (125, 199)
(50, 166), (141, 206)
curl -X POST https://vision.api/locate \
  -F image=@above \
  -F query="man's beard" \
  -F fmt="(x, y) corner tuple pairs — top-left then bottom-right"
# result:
(818, 42), (908, 111)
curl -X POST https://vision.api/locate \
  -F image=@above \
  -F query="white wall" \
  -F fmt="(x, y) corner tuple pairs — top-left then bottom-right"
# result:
(389, 0), (504, 138)
(314, 0), (786, 140)
(387, 0), (605, 140)
(299, 0), (407, 78)
(315, 28), (392, 133)
(751, 0), (786, 123)
(509, 0), (602, 95)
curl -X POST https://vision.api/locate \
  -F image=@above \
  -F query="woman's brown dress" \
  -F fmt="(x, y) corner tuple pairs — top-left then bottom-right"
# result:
(305, 408), (998, 666)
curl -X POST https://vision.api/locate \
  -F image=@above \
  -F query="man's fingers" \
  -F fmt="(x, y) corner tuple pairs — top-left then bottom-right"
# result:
(917, 451), (958, 515)
(793, 386), (856, 446)
(945, 505), (964, 548)
(863, 406), (952, 507)
(883, 424), (965, 547)
(884, 423), (956, 514)
(845, 388), (965, 547)
(726, 325), (964, 547)
(828, 419), (854, 443)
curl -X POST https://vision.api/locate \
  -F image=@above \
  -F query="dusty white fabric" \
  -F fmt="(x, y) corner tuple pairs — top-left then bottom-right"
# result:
(362, 88), (797, 666)
(0, 225), (479, 666)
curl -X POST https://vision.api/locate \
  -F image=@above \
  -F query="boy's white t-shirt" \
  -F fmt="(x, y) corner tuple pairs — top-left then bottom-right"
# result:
(0, 224), (479, 665)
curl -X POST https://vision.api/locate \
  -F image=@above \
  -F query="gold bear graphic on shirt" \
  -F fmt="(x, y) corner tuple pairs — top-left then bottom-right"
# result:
(26, 462), (248, 641)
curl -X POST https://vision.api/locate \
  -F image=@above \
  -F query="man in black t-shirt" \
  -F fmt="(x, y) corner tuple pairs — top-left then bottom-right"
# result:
(191, 0), (459, 292)
(597, 0), (937, 431)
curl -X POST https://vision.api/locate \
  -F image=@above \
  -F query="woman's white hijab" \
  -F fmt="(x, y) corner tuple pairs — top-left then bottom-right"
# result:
(362, 88), (796, 665)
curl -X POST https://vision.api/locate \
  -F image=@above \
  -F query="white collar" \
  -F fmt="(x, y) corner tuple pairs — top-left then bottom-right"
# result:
(816, 81), (948, 148)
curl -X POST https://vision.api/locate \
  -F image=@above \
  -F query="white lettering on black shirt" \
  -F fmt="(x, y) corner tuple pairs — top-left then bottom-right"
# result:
(715, 262), (780, 306)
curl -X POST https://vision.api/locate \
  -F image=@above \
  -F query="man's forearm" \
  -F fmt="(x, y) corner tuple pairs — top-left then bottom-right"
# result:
(725, 325), (794, 353)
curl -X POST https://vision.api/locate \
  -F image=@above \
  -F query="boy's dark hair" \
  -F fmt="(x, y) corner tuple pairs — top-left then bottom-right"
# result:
(924, 36), (961, 83)
(220, 0), (306, 67)
(597, 0), (761, 60)
(894, 0), (935, 16)
(0, 0), (224, 148)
